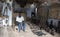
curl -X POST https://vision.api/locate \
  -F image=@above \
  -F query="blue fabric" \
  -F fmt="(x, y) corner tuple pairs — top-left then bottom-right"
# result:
(18, 22), (26, 32)
(18, 22), (22, 32)
(22, 22), (26, 32)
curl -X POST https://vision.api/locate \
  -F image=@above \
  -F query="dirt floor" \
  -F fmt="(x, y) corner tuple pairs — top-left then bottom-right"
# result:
(0, 23), (60, 37)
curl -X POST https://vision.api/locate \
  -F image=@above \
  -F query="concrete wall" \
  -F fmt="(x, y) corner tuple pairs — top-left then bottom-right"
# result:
(25, 8), (35, 18)
(48, 19), (58, 27)
(49, 7), (60, 19)
(37, 0), (60, 27)
(14, 1), (37, 18)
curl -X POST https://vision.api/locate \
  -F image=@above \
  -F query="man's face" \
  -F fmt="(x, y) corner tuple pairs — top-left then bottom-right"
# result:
(19, 14), (21, 17)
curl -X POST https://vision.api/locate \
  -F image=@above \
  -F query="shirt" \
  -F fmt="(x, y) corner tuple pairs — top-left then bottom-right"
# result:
(16, 16), (24, 22)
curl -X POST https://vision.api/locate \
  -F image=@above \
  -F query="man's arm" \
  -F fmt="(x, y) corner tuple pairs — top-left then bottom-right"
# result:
(16, 16), (18, 22)
(22, 16), (24, 22)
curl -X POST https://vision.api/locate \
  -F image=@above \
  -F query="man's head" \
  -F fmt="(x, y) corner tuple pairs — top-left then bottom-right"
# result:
(19, 13), (21, 17)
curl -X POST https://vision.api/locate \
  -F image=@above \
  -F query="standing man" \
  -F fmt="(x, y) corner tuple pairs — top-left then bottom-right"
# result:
(16, 13), (25, 32)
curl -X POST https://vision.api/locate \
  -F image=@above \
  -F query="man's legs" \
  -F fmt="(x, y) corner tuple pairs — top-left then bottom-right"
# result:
(18, 22), (22, 32)
(22, 22), (26, 32)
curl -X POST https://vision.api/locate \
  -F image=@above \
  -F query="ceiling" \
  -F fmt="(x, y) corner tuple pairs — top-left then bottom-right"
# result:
(15, 0), (42, 8)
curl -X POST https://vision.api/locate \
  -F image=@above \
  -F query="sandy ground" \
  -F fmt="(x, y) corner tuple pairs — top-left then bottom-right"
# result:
(0, 24), (60, 37)
(0, 24), (38, 37)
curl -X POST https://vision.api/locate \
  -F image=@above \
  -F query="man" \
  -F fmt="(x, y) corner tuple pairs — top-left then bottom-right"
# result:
(16, 14), (25, 32)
